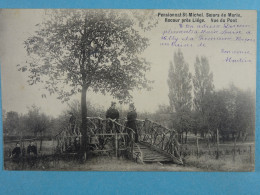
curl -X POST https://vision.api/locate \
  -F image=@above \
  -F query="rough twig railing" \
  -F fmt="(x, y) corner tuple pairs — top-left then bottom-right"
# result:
(54, 117), (181, 163)
(86, 117), (135, 156)
(136, 119), (180, 159)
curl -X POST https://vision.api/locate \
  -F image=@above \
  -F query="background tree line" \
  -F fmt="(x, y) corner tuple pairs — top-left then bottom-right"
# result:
(167, 50), (255, 144)
(3, 100), (163, 139)
(3, 101), (105, 139)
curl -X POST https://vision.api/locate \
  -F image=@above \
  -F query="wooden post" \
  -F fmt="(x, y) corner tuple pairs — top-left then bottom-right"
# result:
(249, 145), (252, 163)
(131, 132), (134, 158)
(115, 133), (118, 157)
(233, 137), (236, 162)
(40, 132), (43, 151)
(208, 135), (211, 156)
(216, 129), (219, 159)
(196, 136), (199, 158)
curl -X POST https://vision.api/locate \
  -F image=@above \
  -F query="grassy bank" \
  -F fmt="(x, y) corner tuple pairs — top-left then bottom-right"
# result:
(5, 155), (204, 172)
(184, 153), (254, 172)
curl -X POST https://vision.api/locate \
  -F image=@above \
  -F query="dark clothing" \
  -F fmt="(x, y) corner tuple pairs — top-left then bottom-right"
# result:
(106, 108), (119, 120)
(69, 115), (76, 132)
(74, 138), (80, 152)
(27, 145), (37, 156)
(69, 115), (76, 124)
(127, 110), (137, 122)
(12, 147), (21, 158)
(106, 107), (120, 133)
(27, 145), (37, 167)
(126, 110), (138, 142)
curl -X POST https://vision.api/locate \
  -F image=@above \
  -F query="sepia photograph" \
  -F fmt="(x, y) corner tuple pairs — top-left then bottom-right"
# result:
(0, 9), (256, 171)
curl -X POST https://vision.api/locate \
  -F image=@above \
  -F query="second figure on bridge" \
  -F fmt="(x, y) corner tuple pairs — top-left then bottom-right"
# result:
(106, 102), (120, 133)
(126, 103), (138, 143)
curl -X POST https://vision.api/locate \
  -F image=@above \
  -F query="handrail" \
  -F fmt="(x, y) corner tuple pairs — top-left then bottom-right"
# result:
(55, 117), (175, 137)
(143, 118), (176, 133)
(94, 117), (136, 135)
(54, 116), (181, 163)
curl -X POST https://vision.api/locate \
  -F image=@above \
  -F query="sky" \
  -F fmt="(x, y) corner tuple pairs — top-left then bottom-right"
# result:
(0, 9), (257, 117)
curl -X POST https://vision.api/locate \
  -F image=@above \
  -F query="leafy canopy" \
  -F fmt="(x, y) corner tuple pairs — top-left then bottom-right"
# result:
(193, 56), (214, 114)
(167, 50), (193, 136)
(18, 10), (153, 103)
(168, 50), (192, 113)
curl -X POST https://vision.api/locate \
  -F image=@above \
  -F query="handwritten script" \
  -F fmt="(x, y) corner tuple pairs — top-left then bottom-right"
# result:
(159, 11), (256, 64)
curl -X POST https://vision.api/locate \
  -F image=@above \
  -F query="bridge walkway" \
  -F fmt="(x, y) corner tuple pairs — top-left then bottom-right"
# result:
(133, 142), (173, 163)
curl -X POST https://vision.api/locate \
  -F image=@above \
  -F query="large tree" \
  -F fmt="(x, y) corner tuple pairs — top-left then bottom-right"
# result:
(193, 56), (214, 137)
(23, 105), (51, 137)
(3, 111), (20, 136)
(206, 86), (255, 142)
(168, 50), (192, 143)
(18, 10), (154, 154)
(221, 85), (255, 140)
(206, 91), (229, 141)
(234, 89), (255, 137)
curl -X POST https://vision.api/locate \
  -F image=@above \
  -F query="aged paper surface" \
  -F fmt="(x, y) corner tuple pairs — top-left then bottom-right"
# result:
(0, 9), (256, 171)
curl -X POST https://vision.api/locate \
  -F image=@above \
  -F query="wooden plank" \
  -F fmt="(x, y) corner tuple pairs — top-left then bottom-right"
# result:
(144, 155), (167, 158)
(143, 152), (165, 155)
(144, 156), (171, 159)
(144, 155), (171, 158)
(144, 152), (165, 155)
(144, 159), (171, 162)
(140, 141), (183, 165)
(140, 142), (174, 157)
(143, 154), (164, 157)
(143, 159), (172, 162)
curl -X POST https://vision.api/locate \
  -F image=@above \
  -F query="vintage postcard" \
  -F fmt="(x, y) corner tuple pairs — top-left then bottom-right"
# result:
(0, 9), (256, 171)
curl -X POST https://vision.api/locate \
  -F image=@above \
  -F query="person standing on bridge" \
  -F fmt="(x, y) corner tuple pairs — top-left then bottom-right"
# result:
(126, 103), (138, 143)
(106, 102), (120, 133)
(69, 112), (76, 134)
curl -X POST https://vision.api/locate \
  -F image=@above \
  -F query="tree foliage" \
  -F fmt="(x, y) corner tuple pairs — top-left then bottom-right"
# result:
(3, 106), (52, 137)
(205, 86), (255, 140)
(193, 56), (214, 113)
(3, 111), (20, 136)
(168, 50), (192, 113)
(23, 105), (52, 136)
(166, 52), (255, 142)
(168, 50), (192, 142)
(17, 10), (155, 152)
(193, 56), (214, 136)
(19, 10), (152, 103)
(234, 89), (255, 136)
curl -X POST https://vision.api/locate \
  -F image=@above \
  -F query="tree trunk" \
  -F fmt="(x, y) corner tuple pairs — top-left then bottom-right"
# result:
(80, 85), (88, 158)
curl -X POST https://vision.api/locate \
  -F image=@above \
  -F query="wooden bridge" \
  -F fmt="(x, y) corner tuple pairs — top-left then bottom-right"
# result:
(54, 117), (183, 165)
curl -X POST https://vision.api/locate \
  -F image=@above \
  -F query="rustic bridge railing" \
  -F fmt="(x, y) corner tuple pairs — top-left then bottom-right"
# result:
(135, 119), (182, 163)
(54, 117), (136, 157)
(54, 117), (182, 163)
(55, 121), (82, 154)
(86, 117), (135, 157)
